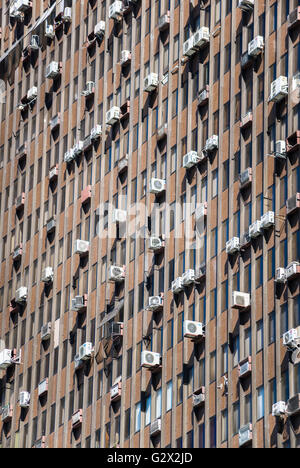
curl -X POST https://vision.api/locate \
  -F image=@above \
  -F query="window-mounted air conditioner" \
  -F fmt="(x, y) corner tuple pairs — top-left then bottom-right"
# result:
(197, 86), (209, 106)
(239, 168), (252, 189)
(183, 151), (201, 169)
(269, 76), (288, 103)
(232, 291), (250, 309)
(71, 295), (87, 312)
(94, 21), (105, 38)
(73, 141), (84, 157)
(158, 11), (170, 31)
(1, 404), (13, 423)
(109, 265), (125, 282)
(149, 178), (166, 195)
(83, 135), (92, 151)
(106, 107), (121, 126)
(286, 193), (300, 216)
(226, 237), (240, 255)
(45, 23), (55, 39)
(239, 423), (252, 448)
(172, 277), (184, 294)
(283, 328), (300, 350)
(183, 320), (205, 339)
(275, 140), (286, 158)
(72, 409), (83, 428)
(248, 35), (264, 56)
(194, 263), (206, 282)
(41, 323), (52, 341)
(192, 388), (205, 407)
(15, 286), (28, 304)
(13, 244), (23, 261)
(286, 262), (300, 280)
(275, 268), (287, 284)
(109, 1), (123, 21)
(182, 269), (195, 286)
(150, 418), (161, 437)
(0, 349), (13, 370)
(195, 202), (207, 221)
(38, 378), (48, 397)
(61, 7), (72, 22)
(50, 114), (61, 131)
(240, 231), (251, 248)
(81, 81), (95, 97)
(205, 135), (219, 152)
(149, 237), (164, 252)
(260, 211), (275, 229)
(193, 27), (210, 50)
(240, 112), (253, 129)
(112, 209), (127, 224)
(74, 240), (89, 256)
(183, 37), (196, 57)
(110, 322), (124, 337)
(19, 391), (30, 408)
(286, 394), (300, 416)
(144, 73), (159, 93)
(286, 131), (300, 155)
(238, 0), (254, 12)
(78, 342), (93, 361)
(90, 125), (102, 140)
(41, 267), (54, 284)
(64, 149), (75, 163)
(118, 154), (129, 174)
(239, 357), (252, 378)
(27, 86), (38, 101)
(49, 165), (58, 181)
(148, 295), (164, 311)
(141, 351), (161, 369)
(288, 7), (300, 29)
(110, 381), (122, 402)
(45, 61), (61, 79)
(272, 401), (286, 417)
(249, 220), (262, 238)
(46, 216), (56, 234)
(120, 50), (131, 66)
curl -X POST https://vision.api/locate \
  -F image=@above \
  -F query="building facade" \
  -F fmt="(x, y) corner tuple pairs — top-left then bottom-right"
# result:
(0, 0), (299, 449)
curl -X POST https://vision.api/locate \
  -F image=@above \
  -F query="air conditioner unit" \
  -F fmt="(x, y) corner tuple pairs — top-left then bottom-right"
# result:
(195, 202), (207, 221)
(150, 418), (161, 436)
(19, 391), (30, 408)
(41, 323), (52, 341)
(286, 130), (300, 155)
(41, 267), (54, 284)
(158, 12), (170, 31)
(283, 328), (300, 349)
(275, 268), (287, 283)
(109, 1), (123, 21)
(13, 244), (23, 261)
(182, 269), (195, 286)
(144, 73), (159, 92)
(141, 351), (160, 369)
(109, 265), (126, 282)
(239, 357), (252, 378)
(240, 112), (253, 129)
(286, 262), (300, 280)
(45, 23), (55, 39)
(16, 0), (32, 12)
(232, 291), (251, 309)
(110, 382), (122, 402)
(49, 165), (58, 181)
(118, 155), (129, 174)
(275, 140), (286, 158)
(194, 263), (206, 282)
(248, 35), (264, 56)
(239, 423), (252, 448)
(81, 81), (95, 97)
(62, 7), (72, 22)
(72, 409), (83, 428)
(272, 401), (286, 417)
(1, 405), (13, 423)
(197, 86), (209, 106)
(110, 322), (124, 337)
(112, 209), (127, 223)
(27, 86), (38, 101)
(286, 193), (300, 215)
(286, 394), (300, 416)
(38, 378), (48, 397)
(90, 125), (102, 140)
(193, 27), (210, 49)
(149, 178), (166, 195)
(120, 50), (131, 66)
(183, 151), (201, 169)
(226, 237), (240, 255)
(50, 114), (61, 130)
(15, 287), (28, 304)
(71, 295), (87, 312)
(64, 149), (75, 163)
(73, 141), (84, 156)
(192, 388), (205, 407)
(148, 296), (163, 311)
(46, 216), (56, 233)
(94, 21), (106, 38)
(260, 211), (275, 229)
(239, 168), (252, 188)
(149, 237), (164, 252)
(183, 321), (205, 339)
(172, 277), (184, 294)
(29, 35), (39, 50)
(0, 350), (13, 370)
(106, 107), (120, 126)
(183, 37), (196, 57)
(45, 61), (61, 79)
(240, 231), (251, 248)
(205, 135), (219, 152)
(288, 7), (300, 29)
(238, 0), (254, 11)
(249, 220), (262, 238)
(269, 76), (288, 103)
(74, 240), (89, 256)
(78, 342), (93, 361)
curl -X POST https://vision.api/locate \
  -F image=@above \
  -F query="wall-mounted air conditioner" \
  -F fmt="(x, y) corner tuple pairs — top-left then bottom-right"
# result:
(81, 81), (95, 97)
(249, 220), (262, 238)
(240, 231), (251, 248)
(182, 269), (195, 286)
(240, 112), (253, 129)
(150, 418), (161, 437)
(45, 61), (61, 79)
(226, 237), (240, 255)
(283, 328), (300, 350)
(41, 267), (54, 284)
(110, 322), (124, 337)
(90, 125), (102, 140)
(269, 76), (288, 103)
(148, 295), (164, 311)
(41, 323), (52, 341)
(275, 268), (287, 283)
(239, 168), (252, 189)
(78, 342), (93, 361)
(275, 140), (286, 158)
(38, 378), (48, 397)
(46, 216), (56, 234)
(239, 423), (252, 447)
(286, 262), (300, 280)
(158, 11), (170, 31)
(109, 265), (126, 282)
(286, 131), (300, 155)
(120, 50), (131, 66)
(194, 263), (206, 282)
(157, 123), (168, 140)
(197, 86), (209, 106)
(195, 202), (207, 221)
(118, 154), (129, 174)
(27, 86), (38, 101)
(73, 141), (84, 157)
(106, 107), (121, 126)
(286, 193), (300, 215)
(61, 7), (72, 22)
(74, 240), (90, 256)
(183, 151), (200, 169)
(248, 36), (264, 56)
(109, 1), (123, 21)
(260, 211), (275, 229)
(49, 165), (58, 181)
(110, 381), (122, 402)
(205, 135), (219, 152)
(141, 351), (161, 369)
(288, 7), (300, 29)
(45, 23), (55, 39)
(193, 27), (210, 50)
(239, 356), (252, 378)
(1, 404), (13, 423)
(144, 73), (159, 92)
(272, 401), (286, 417)
(72, 409), (83, 428)
(13, 244), (23, 261)
(172, 277), (183, 294)
(232, 291), (250, 309)
(183, 37), (196, 57)
(64, 149), (75, 163)
(19, 391), (30, 408)
(16, 193), (25, 210)
(71, 295), (88, 312)
(149, 237), (165, 252)
(149, 178), (166, 195)
(94, 21), (106, 38)
(15, 287), (28, 304)
(183, 321), (205, 339)
(192, 387), (205, 407)
(50, 114), (61, 131)
(0, 349), (13, 370)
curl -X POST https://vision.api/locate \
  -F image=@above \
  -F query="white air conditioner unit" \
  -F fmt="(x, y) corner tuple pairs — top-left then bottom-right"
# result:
(64, 149), (75, 163)
(81, 81), (95, 97)
(269, 76), (288, 103)
(239, 357), (251, 378)
(106, 107), (120, 126)
(286, 193), (300, 215)
(198, 86), (209, 106)
(50, 114), (61, 130)
(195, 202), (207, 221)
(182, 269), (195, 286)
(62, 7), (72, 22)
(149, 237), (164, 252)
(238, 0), (254, 11)
(195, 263), (206, 282)
(78, 342), (93, 361)
(0, 350), (13, 370)
(30, 35), (40, 50)
(286, 262), (300, 280)
(72, 409), (83, 428)
(248, 36), (264, 56)
(120, 50), (131, 66)
(46, 217), (56, 233)
(73, 141), (84, 156)
(193, 27), (210, 49)
(239, 168), (252, 188)
(183, 320), (205, 339)
(38, 378), (48, 397)
(275, 140), (286, 158)
(144, 73), (159, 93)
(71, 295), (87, 312)
(260, 211), (275, 229)
(205, 135), (219, 152)
(90, 125), (102, 140)
(110, 382), (122, 402)
(183, 151), (200, 169)
(226, 237), (240, 255)
(19, 391), (30, 408)
(249, 220), (262, 238)
(149, 178), (166, 195)
(1, 405), (13, 423)
(41, 267), (54, 284)
(193, 390), (205, 407)
(148, 296), (163, 311)
(41, 323), (52, 341)
(272, 401), (286, 417)
(239, 423), (252, 447)
(112, 209), (127, 223)
(74, 240), (89, 256)
(27, 86), (38, 101)
(158, 12), (170, 31)
(283, 328), (300, 349)
(232, 291), (251, 309)
(94, 21), (105, 38)
(150, 418), (161, 436)
(45, 23), (55, 39)
(49, 165), (58, 181)
(109, 265), (125, 282)
(183, 37), (196, 57)
(15, 286), (28, 304)
(275, 268), (287, 283)
(172, 277), (184, 294)
(141, 351), (160, 369)
(109, 1), (123, 21)
(45, 61), (61, 79)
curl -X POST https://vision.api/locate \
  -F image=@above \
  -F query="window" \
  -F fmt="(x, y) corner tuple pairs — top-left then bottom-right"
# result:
(224, 44), (231, 73)
(213, 53), (220, 82)
(221, 409), (228, 442)
(257, 386), (264, 420)
(232, 402), (240, 435)
(256, 321), (263, 352)
(135, 402), (141, 433)
(166, 381), (172, 412)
